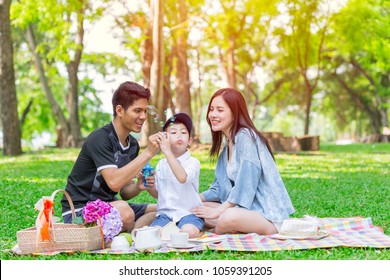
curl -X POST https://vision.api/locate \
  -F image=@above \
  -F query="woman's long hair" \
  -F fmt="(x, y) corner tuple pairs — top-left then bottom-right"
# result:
(207, 88), (274, 160)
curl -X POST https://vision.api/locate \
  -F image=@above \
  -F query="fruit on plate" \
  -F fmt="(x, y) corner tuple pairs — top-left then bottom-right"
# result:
(119, 232), (133, 244)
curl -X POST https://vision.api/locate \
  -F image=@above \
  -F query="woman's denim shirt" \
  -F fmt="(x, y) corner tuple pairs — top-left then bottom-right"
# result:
(202, 128), (295, 223)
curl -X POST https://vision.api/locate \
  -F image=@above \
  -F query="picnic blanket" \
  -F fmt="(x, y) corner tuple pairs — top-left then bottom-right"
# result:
(209, 216), (390, 251)
(10, 216), (390, 255)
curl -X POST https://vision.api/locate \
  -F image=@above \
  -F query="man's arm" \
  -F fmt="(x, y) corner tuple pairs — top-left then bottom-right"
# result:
(120, 172), (158, 200)
(101, 133), (160, 193)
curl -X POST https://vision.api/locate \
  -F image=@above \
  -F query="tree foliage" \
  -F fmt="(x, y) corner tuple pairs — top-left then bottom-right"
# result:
(2, 0), (388, 150)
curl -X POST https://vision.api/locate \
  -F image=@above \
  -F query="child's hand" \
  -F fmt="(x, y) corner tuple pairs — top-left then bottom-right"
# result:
(158, 132), (171, 155)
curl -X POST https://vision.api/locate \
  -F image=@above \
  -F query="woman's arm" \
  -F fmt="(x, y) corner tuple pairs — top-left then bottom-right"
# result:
(192, 201), (236, 219)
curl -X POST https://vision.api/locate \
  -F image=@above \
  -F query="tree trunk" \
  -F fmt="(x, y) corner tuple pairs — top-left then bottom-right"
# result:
(303, 81), (313, 135)
(65, 9), (84, 147)
(0, 0), (22, 155)
(149, 0), (164, 134)
(292, 2), (328, 135)
(138, 5), (154, 147)
(174, 0), (192, 119)
(140, 14), (153, 88)
(25, 24), (71, 147)
(164, 49), (175, 113)
(20, 99), (34, 126)
(350, 58), (388, 133)
(193, 46), (203, 143)
(226, 36), (236, 88)
(66, 61), (82, 147)
(335, 73), (381, 134)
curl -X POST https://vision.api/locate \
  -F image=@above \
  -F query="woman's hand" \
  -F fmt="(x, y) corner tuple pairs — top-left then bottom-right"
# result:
(192, 201), (235, 219)
(191, 205), (222, 219)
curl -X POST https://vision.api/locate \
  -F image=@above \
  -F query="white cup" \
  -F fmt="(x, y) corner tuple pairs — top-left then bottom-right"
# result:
(170, 232), (189, 247)
(111, 235), (130, 250)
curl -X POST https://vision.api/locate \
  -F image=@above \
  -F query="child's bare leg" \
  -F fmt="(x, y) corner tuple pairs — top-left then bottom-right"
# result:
(181, 224), (202, 238)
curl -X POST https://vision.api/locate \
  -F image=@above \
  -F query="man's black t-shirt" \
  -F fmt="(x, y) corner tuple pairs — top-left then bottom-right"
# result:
(61, 122), (140, 215)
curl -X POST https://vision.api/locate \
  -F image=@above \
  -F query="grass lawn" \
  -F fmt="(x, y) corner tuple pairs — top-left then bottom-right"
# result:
(0, 143), (389, 260)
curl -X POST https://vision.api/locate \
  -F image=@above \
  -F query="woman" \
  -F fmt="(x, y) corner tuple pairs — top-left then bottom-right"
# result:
(192, 88), (294, 235)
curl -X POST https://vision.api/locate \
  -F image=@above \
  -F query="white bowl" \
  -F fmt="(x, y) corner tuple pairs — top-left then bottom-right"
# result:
(111, 236), (130, 250)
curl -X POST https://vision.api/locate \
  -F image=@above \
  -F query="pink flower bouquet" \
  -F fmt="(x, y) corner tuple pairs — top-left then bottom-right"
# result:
(82, 199), (123, 243)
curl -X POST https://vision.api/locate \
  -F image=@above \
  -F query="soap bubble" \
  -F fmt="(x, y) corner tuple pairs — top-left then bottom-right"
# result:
(147, 105), (167, 127)
(147, 105), (158, 116)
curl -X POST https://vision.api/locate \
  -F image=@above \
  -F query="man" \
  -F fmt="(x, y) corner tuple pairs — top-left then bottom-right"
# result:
(61, 81), (161, 232)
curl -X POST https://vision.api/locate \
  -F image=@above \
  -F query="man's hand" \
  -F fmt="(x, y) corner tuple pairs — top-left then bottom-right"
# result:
(139, 170), (156, 190)
(145, 133), (161, 157)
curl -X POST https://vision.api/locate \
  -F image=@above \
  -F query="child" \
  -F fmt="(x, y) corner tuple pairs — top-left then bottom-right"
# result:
(149, 113), (204, 238)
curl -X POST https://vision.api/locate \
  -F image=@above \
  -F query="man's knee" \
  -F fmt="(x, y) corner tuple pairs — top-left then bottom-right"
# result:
(145, 204), (157, 213)
(134, 211), (156, 229)
(111, 200), (135, 224)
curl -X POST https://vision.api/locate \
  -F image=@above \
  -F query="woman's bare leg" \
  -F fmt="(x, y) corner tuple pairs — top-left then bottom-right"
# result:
(215, 208), (277, 235)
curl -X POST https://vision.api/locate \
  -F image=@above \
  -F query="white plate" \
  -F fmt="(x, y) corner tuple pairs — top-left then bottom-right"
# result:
(189, 236), (226, 244)
(166, 243), (196, 249)
(270, 231), (328, 240)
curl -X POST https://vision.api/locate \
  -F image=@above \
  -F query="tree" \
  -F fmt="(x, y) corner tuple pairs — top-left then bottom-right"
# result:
(275, 0), (330, 135)
(148, 0), (165, 134)
(172, 0), (192, 117)
(334, 0), (389, 136)
(320, 0), (389, 140)
(0, 0), (22, 155)
(11, 0), (111, 147)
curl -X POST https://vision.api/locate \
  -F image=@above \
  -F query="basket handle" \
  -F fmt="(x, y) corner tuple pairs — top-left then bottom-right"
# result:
(49, 189), (105, 249)
(50, 189), (76, 219)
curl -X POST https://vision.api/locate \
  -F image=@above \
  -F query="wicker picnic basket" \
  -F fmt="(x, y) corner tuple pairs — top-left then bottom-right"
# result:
(16, 189), (104, 254)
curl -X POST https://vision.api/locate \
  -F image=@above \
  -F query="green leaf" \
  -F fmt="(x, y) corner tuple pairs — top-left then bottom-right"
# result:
(72, 216), (84, 225)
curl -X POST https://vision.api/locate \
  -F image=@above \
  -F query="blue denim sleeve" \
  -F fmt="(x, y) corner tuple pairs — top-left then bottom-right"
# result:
(226, 130), (294, 222)
(227, 159), (260, 209)
(202, 176), (221, 202)
(226, 132), (261, 208)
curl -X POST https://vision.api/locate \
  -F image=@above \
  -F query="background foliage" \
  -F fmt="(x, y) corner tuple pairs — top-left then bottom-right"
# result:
(1, 0), (388, 151)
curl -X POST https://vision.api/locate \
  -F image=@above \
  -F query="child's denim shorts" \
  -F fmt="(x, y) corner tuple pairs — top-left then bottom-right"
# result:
(150, 213), (205, 230)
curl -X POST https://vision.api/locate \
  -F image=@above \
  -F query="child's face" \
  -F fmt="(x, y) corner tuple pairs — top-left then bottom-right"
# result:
(166, 122), (191, 152)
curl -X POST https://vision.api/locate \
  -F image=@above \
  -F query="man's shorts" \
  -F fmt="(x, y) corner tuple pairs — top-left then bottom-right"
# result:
(150, 213), (205, 231)
(62, 203), (148, 223)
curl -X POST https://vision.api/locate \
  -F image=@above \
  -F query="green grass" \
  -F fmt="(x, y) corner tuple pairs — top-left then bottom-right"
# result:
(1, 143), (389, 260)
